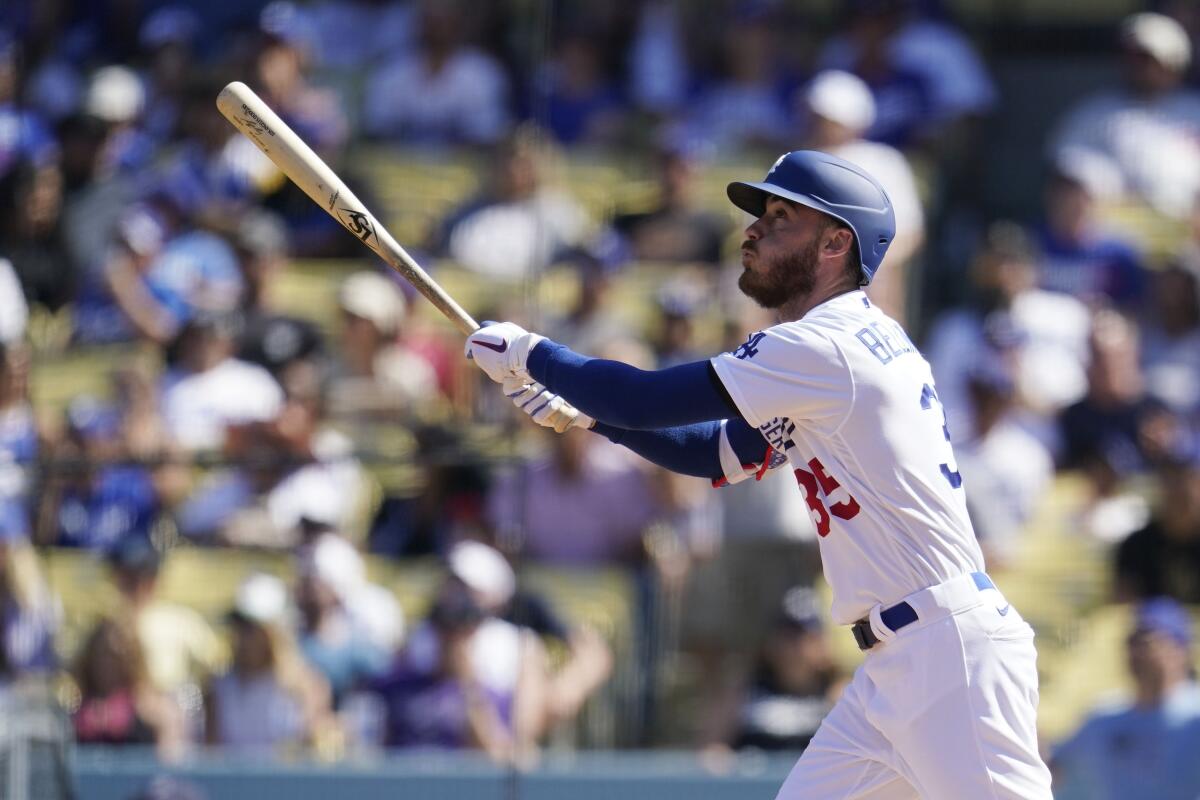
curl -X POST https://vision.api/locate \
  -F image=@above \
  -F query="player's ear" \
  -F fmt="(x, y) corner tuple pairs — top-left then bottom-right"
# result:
(824, 226), (854, 258)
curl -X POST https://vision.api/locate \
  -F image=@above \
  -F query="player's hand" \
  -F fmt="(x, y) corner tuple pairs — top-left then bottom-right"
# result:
(464, 321), (545, 384)
(502, 376), (594, 433)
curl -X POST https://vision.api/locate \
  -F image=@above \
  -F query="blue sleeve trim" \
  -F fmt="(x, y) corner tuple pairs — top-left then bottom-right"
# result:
(528, 340), (739, 429)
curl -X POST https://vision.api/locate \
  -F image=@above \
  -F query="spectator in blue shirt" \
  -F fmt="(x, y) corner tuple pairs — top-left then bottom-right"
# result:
(1052, 597), (1200, 800)
(0, 505), (58, 682)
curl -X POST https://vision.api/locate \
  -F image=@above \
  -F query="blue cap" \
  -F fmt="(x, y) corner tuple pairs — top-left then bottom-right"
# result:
(1132, 597), (1193, 646)
(728, 150), (896, 284)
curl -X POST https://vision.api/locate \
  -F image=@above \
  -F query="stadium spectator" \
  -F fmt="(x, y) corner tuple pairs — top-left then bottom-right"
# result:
(435, 128), (591, 279)
(72, 617), (185, 760)
(0, 157), (75, 311)
(925, 221), (1090, 443)
(0, 33), (59, 182)
(0, 515), (58, 683)
(701, 587), (841, 756)
(84, 65), (154, 176)
(446, 540), (613, 731)
(542, 255), (627, 356)
(487, 430), (662, 566)
(1139, 261), (1200, 418)
(0, 258), (27, 344)
(205, 573), (334, 753)
(1052, 597), (1200, 800)
(1034, 147), (1146, 310)
(362, 0), (510, 146)
(368, 577), (544, 762)
(136, 5), (202, 143)
(607, 143), (731, 269)
(816, 0), (996, 150)
(684, 9), (793, 152)
(106, 538), (222, 705)
(294, 533), (395, 706)
(627, 0), (688, 117)
(1057, 311), (1175, 542)
(955, 362), (1054, 566)
(1050, 12), (1200, 219)
(178, 357), (365, 548)
(327, 270), (440, 420)
(0, 343), (35, 522)
(800, 69), (924, 322)
(159, 312), (284, 453)
(538, 31), (626, 147)
(233, 209), (325, 377)
(1115, 450), (1200, 603)
(649, 281), (707, 368)
(305, 0), (415, 71)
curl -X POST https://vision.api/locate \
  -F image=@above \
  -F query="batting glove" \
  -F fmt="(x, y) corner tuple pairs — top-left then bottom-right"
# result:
(464, 321), (545, 384)
(502, 376), (595, 433)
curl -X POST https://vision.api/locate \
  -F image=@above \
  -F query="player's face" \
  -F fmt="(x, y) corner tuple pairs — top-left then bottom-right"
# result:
(738, 198), (825, 309)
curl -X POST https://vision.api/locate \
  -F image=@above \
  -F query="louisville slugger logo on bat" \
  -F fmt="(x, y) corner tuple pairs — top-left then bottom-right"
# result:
(239, 103), (275, 138)
(338, 208), (375, 242)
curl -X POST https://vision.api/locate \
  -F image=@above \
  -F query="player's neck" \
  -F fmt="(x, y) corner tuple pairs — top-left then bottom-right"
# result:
(776, 282), (858, 322)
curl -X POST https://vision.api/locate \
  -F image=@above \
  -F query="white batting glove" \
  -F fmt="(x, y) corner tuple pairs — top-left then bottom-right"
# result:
(502, 376), (594, 433)
(464, 321), (545, 384)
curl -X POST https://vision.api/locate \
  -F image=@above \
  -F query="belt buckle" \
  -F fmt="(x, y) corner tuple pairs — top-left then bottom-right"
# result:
(851, 620), (876, 651)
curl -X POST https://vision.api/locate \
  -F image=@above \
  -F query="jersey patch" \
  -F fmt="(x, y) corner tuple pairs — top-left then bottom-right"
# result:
(758, 417), (796, 461)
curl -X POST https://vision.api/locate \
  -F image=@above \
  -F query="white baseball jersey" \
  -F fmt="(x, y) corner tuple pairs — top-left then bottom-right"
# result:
(711, 289), (985, 625)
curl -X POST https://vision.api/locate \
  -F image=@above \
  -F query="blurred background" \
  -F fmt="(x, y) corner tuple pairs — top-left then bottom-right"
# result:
(0, 0), (1199, 798)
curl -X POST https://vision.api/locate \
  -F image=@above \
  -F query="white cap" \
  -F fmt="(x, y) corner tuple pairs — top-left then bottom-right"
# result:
(232, 573), (289, 624)
(1052, 146), (1124, 200)
(300, 533), (366, 602)
(1122, 12), (1191, 72)
(85, 65), (145, 123)
(338, 271), (406, 335)
(447, 540), (515, 606)
(804, 70), (876, 132)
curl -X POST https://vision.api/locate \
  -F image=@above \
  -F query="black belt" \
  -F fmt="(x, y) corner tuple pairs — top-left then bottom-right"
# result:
(851, 572), (995, 651)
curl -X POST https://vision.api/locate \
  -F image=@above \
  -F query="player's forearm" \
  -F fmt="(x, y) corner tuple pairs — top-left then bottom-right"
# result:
(527, 340), (734, 429)
(591, 417), (769, 481)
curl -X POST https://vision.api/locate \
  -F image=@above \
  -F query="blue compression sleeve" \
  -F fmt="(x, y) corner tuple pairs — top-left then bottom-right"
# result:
(527, 340), (738, 429)
(590, 416), (770, 480)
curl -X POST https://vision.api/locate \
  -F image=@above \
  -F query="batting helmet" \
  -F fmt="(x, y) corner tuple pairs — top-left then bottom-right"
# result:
(727, 150), (895, 284)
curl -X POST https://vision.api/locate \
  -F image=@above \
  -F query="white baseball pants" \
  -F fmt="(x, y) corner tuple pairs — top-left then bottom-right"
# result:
(775, 573), (1053, 799)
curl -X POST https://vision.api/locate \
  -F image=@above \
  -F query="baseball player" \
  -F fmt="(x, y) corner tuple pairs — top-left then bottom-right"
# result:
(465, 150), (1053, 798)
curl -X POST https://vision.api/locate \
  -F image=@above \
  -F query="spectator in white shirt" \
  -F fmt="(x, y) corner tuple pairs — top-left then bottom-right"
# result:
(1050, 12), (1200, 219)
(800, 69), (925, 323)
(362, 0), (510, 146)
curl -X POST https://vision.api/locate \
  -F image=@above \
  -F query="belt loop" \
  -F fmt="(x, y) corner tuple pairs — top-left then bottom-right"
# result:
(868, 604), (897, 644)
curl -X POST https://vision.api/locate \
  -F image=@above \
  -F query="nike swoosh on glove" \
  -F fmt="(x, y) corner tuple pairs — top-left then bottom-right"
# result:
(464, 321), (545, 384)
(502, 376), (594, 433)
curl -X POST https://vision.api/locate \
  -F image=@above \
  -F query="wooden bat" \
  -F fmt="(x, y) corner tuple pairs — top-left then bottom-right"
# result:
(215, 81), (478, 335)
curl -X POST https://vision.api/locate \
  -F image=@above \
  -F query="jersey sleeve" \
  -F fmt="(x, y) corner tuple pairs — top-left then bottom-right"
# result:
(710, 323), (853, 429)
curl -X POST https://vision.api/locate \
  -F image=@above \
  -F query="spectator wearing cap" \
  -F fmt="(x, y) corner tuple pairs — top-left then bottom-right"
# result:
(650, 280), (707, 368)
(434, 127), (591, 279)
(447, 540), (612, 733)
(367, 577), (543, 763)
(159, 312), (284, 453)
(1034, 147), (1146, 310)
(105, 537), (221, 704)
(328, 270), (441, 420)
(0, 34), (59, 182)
(1052, 598), (1200, 800)
(85, 65), (154, 176)
(701, 587), (841, 757)
(925, 221), (1090, 445)
(800, 69), (924, 323)
(607, 143), (731, 271)
(177, 358), (366, 549)
(71, 616), (186, 761)
(954, 360), (1054, 567)
(363, 0), (510, 146)
(1116, 449), (1200, 603)
(0, 506), (58, 683)
(1050, 12), (1200, 219)
(205, 573), (334, 753)
(294, 534), (396, 707)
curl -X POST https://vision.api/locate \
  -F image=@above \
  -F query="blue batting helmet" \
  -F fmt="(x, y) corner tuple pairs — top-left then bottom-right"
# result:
(727, 150), (895, 284)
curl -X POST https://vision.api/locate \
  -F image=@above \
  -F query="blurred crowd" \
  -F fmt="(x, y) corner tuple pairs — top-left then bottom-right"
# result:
(0, 0), (1198, 795)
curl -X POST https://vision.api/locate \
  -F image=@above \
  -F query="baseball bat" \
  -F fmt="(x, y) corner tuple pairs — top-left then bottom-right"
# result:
(215, 81), (478, 335)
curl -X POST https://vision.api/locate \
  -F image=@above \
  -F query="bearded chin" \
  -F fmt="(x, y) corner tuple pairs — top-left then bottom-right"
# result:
(738, 244), (819, 309)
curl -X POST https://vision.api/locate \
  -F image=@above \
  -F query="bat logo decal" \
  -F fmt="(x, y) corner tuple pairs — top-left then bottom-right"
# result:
(339, 208), (375, 242)
(328, 190), (339, 210)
